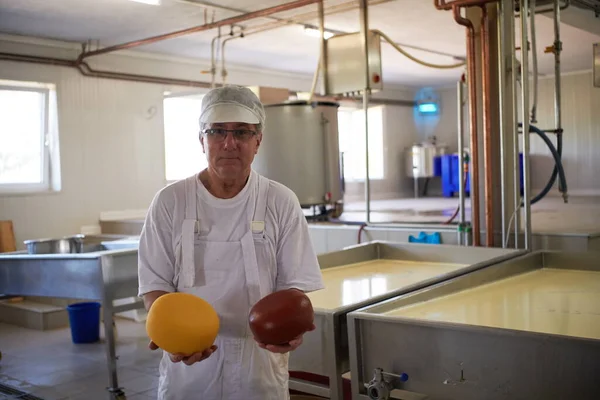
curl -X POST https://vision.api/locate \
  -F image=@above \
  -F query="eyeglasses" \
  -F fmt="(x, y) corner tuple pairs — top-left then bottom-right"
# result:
(202, 128), (258, 142)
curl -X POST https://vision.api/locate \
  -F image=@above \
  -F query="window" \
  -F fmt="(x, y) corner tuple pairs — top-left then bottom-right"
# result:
(0, 80), (60, 194)
(163, 92), (207, 182)
(337, 106), (384, 181)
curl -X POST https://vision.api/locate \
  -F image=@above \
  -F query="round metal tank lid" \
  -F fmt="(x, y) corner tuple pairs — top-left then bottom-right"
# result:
(264, 99), (340, 108)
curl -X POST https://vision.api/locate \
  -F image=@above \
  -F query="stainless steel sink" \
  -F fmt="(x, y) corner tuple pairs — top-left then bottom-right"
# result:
(20, 234), (137, 255)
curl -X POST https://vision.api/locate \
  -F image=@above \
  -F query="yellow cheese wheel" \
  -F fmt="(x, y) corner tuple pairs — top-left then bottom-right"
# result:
(146, 292), (220, 355)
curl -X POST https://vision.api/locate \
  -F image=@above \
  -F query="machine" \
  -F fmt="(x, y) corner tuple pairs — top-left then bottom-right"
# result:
(252, 100), (344, 219)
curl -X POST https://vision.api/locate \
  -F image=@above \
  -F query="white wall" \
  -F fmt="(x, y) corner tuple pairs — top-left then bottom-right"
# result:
(0, 36), (421, 248)
(0, 36), (316, 248)
(411, 72), (600, 198)
(529, 72), (600, 196)
(343, 87), (420, 201)
(412, 86), (460, 197)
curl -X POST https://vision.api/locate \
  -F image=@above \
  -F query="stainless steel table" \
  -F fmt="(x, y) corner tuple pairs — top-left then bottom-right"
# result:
(347, 250), (600, 400)
(288, 241), (525, 400)
(0, 236), (142, 400)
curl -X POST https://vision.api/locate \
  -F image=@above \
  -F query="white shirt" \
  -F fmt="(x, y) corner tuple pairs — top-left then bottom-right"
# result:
(138, 169), (325, 297)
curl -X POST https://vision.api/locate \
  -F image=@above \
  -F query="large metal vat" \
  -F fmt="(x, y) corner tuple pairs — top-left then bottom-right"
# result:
(347, 250), (600, 400)
(252, 101), (343, 207)
(288, 241), (525, 400)
(404, 143), (446, 178)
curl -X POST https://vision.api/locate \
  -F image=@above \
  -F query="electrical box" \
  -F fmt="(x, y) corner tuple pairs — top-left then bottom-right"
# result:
(594, 43), (600, 88)
(325, 30), (383, 96)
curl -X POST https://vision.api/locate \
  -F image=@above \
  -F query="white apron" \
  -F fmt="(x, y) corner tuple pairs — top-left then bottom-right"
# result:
(157, 173), (290, 400)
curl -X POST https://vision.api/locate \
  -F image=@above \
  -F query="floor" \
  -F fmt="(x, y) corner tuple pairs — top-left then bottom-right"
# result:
(0, 318), (160, 400)
(340, 195), (600, 234)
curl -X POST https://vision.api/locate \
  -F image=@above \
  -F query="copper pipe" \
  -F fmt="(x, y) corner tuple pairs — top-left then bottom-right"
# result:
(0, 52), (76, 67)
(0, 52), (215, 88)
(76, 61), (213, 88)
(78, 0), (321, 61)
(452, 4), (481, 246)
(436, 0), (497, 10)
(480, 4), (494, 247)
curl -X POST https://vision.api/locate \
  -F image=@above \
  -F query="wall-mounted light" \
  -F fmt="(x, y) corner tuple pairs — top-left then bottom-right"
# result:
(128, 0), (161, 5)
(417, 102), (439, 114)
(304, 26), (335, 39)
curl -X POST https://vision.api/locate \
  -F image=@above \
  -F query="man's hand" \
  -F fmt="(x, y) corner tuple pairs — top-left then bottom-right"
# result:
(254, 323), (316, 354)
(149, 341), (218, 366)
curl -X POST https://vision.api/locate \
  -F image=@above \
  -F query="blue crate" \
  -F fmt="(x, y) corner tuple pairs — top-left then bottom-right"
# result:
(440, 153), (524, 198)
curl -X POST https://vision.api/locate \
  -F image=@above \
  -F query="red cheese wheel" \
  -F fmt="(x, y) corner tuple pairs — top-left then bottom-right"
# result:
(248, 289), (314, 345)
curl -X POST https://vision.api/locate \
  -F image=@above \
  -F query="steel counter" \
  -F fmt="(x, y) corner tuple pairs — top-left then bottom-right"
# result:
(0, 239), (141, 400)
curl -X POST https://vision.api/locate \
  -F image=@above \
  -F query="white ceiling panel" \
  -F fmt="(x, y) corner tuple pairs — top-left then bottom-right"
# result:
(0, 0), (598, 88)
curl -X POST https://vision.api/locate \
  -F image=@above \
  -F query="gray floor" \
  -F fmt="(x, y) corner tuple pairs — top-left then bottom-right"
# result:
(0, 318), (160, 400)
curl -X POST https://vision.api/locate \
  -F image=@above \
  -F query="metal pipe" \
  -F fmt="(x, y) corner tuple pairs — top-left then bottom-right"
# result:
(514, 0), (569, 15)
(453, 4), (481, 246)
(359, 0), (371, 224)
(0, 52), (215, 88)
(530, 0), (539, 123)
(210, 27), (222, 88)
(497, 0), (508, 248)
(77, 0), (321, 61)
(0, 52), (75, 67)
(553, 0), (566, 202)
(220, 32), (244, 84)
(318, 0), (328, 96)
(521, 0), (533, 250)
(481, 4), (494, 247)
(436, 0), (498, 10)
(457, 78), (466, 245)
(510, 0), (520, 249)
(76, 61), (214, 88)
(176, 0), (301, 26)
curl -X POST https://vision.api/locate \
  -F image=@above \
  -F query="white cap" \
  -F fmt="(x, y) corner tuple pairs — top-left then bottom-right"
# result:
(199, 85), (266, 127)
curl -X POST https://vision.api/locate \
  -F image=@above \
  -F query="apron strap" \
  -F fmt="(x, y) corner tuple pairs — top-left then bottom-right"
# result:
(181, 174), (199, 288)
(251, 175), (270, 234)
(242, 174), (271, 305)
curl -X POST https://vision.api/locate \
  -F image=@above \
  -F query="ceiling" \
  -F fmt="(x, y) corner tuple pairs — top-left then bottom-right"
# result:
(0, 0), (598, 88)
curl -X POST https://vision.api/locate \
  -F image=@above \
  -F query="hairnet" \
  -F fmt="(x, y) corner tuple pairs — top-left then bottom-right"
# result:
(199, 85), (266, 130)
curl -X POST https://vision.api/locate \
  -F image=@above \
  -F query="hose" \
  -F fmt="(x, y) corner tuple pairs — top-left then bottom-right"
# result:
(374, 29), (466, 70)
(518, 123), (567, 205)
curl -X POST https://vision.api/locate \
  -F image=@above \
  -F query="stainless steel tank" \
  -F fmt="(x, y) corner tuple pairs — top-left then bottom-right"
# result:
(405, 143), (447, 178)
(252, 101), (343, 207)
(405, 144), (436, 178)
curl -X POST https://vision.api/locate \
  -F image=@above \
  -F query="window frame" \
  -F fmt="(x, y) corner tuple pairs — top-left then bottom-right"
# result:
(0, 84), (53, 195)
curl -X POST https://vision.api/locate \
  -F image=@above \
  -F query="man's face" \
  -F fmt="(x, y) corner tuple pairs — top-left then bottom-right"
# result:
(200, 122), (262, 180)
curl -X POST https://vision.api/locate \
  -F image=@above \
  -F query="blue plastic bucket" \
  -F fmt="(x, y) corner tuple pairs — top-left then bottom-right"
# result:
(66, 302), (101, 344)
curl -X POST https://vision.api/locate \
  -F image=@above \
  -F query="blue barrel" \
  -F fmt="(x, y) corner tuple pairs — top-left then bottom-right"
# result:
(66, 302), (101, 344)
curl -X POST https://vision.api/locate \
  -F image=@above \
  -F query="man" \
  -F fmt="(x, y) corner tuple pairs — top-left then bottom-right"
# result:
(137, 84), (325, 400)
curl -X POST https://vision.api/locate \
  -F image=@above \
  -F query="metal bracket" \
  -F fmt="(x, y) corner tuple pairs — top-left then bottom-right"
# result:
(365, 368), (409, 400)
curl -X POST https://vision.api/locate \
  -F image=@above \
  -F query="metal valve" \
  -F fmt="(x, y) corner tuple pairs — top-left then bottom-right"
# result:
(366, 368), (409, 400)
